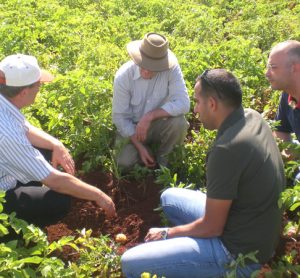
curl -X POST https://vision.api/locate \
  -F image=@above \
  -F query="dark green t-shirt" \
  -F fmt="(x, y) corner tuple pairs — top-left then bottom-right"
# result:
(206, 107), (285, 263)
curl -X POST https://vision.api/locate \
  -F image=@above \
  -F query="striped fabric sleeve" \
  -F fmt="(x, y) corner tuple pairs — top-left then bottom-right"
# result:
(0, 136), (54, 184)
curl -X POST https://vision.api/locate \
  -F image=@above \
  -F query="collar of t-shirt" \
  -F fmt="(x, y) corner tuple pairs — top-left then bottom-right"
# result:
(288, 94), (300, 109)
(216, 106), (244, 140)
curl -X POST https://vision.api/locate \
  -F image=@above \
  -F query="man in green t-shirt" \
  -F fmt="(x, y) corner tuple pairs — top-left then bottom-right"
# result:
(121, 69), (285, 278)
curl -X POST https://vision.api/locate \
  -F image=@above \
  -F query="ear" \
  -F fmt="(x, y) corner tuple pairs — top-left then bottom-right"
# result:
(293, 62), (300, 73)
(12, 88), (29, 103)
(19, 88), (29, 97)
(208, 96), (218, 112)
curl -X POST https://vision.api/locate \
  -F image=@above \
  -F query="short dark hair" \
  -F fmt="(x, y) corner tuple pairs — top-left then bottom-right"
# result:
(196, 69), (242, 108)
(0, 82), (38, 98)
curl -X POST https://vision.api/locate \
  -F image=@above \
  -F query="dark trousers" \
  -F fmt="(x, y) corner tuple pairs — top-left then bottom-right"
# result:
(3, 148), (71, 227)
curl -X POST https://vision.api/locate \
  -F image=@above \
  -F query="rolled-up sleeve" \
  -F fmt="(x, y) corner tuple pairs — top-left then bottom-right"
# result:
(161, 64), (190, 116)
(112, 68), (136, 138)
(112, 62), (190, 138)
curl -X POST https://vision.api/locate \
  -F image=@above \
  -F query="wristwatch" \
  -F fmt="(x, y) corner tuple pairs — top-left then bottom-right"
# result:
(160, 228), (169, 240)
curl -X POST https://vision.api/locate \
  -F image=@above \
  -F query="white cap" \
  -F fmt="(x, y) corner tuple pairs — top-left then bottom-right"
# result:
(0, 54), (53, 87)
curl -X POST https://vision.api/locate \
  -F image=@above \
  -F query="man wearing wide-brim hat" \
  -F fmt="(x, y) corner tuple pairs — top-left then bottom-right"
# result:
(112, 32), (190, 170)
(0, 54), (116, 228)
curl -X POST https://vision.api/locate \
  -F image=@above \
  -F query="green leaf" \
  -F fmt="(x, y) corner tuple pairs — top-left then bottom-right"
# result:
(13, 256), (43, 265)
(290, 202), (300, 211)
(0, 213), (8, 220)
(0, 223), (9, 236)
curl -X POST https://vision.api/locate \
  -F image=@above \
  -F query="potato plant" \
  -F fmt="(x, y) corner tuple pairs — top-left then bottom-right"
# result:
(0, 0), (300, 276)
(0, 192), (121, 277)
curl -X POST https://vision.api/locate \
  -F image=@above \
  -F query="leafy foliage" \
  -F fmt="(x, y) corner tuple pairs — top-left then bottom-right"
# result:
(0, 0), (300, 275)
(0, 191), (121, 277)
(263, 250), (300, 277)
(225, 251), (259, 278)
(0, 0), (298, 172)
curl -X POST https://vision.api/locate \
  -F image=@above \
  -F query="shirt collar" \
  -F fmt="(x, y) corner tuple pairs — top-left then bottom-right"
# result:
(216, 106), (244, 140)
(287, 94), (300, 109)
(133, 64), (141, 80)
(0, 93), (25, 123)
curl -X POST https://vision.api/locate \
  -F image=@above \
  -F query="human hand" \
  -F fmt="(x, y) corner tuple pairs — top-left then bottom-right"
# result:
(136, 115), (152, 142)
(138, 145), (156, 168)
(52, 142), (75, 175)
(281, 149), (295, 163)
(144, 227), (169, 242)
(96, 192), (117, 218)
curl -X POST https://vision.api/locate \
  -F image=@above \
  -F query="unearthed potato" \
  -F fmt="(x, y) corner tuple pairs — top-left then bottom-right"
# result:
(115, 233), (127, 243)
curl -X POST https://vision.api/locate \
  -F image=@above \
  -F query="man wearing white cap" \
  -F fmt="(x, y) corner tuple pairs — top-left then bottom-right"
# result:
(112, 32), (190, 170)
(0, 54), (116, 226)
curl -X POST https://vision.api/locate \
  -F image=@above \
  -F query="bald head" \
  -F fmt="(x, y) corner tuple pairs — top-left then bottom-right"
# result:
(271, 40), (300, 64)
(266, 40), (300, 94)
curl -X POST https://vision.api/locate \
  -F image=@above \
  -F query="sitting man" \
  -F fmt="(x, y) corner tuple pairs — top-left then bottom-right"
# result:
(0, 54), (115, 226)
(121, 69), (285, 277)
(112, 32), (190, 171)
(265, 40), (300, 180)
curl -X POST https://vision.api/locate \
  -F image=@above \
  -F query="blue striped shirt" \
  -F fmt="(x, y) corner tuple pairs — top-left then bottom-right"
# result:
(0, 94), (53, 191)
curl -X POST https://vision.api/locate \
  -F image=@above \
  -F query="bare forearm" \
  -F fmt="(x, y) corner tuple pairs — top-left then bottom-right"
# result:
(273, 131), (293, 142)
(134, 108), (171, 143)
(145, 198), (231, 242)
(168, 218), (222, 239)
(129, 134), (156, 167)
(143, 108), (170, 122)
(168, 198), (231, 239)
(43, 170), (115, 217)
(27, 125), (75, 174)
(43, 171), (99, 199)
(274, 131), (300, 160)
(27, 125), (61, 150)
(130, 134), (144, 151)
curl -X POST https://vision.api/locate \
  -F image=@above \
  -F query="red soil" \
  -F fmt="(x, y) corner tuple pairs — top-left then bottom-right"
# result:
(44, 168), (300, 276)
(45, 169), (162, 262)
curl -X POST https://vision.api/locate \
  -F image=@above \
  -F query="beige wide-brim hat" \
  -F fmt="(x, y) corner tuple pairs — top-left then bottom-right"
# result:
(127, 32), (178, 72)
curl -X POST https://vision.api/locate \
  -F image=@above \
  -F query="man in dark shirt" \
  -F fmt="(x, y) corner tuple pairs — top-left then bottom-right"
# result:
(266, 41), (300, 143)
(266, 40), (300, 180)
(121, 69), (285, 278)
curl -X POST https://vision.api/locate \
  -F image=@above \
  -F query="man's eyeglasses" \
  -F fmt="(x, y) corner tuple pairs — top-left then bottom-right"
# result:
(198, 69), (223, 99)
(266, 64), (278, 70)
(266, 63), (293, 70)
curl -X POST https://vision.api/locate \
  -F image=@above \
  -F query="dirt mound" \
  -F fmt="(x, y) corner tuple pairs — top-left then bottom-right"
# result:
(44, 168), (300, 276)
(45, 170), (162, 261)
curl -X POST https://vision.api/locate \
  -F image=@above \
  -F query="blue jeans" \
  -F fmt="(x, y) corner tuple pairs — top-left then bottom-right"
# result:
(121, 188), (261, 278)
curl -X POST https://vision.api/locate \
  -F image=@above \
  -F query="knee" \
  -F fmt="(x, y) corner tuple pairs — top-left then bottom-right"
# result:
(44, 191), (71, 216)
(121, 250), (136, 278)
(121, 253), (129, 275)
(116, 155), (136, 171)
(160, 188), (178, 206)
(58, 194), (71, 214)
(115, 142), (140, 171)
(168, 116), (189, 133)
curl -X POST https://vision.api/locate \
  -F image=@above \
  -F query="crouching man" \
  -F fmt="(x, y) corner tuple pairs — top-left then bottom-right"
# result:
(0, 54), (116, 226)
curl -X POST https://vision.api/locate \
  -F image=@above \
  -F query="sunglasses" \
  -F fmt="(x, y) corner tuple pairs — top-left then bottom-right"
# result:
(198, 69), (223, 99)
